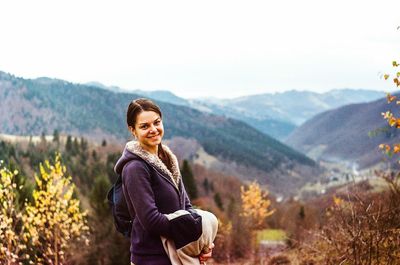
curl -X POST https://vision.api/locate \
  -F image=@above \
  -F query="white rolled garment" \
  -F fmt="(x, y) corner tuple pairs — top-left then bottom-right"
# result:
(161, 209), (218, 265)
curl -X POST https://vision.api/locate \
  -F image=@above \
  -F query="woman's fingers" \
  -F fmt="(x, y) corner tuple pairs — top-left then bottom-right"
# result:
(200, 251), (212, 260)
(199, 243), (215, 264)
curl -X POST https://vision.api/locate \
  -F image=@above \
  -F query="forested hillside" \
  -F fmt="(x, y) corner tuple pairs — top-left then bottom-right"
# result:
(286, 94), (400, 168)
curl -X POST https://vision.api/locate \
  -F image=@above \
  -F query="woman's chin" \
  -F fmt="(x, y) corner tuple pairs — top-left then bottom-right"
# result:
(149, 137), (162, 145)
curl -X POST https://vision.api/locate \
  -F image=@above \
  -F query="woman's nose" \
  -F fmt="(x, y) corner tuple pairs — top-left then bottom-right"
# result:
(149, 124), (157, 132)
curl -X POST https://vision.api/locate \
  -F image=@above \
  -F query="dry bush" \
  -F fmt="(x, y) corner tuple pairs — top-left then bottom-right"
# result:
(296, 172), (400, 264)
(268, 255), (291, 265)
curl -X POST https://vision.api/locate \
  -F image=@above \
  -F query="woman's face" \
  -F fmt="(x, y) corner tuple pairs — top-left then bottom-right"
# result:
(131, 110), (164, 152)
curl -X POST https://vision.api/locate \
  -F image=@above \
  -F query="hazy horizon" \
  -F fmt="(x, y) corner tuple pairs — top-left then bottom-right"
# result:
(0, 69), (389, 100)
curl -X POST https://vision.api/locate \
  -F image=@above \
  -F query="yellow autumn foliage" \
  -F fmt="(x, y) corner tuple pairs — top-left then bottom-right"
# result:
(381, 60), (400, 161)
(23, 154), (89, 264)
(0, 165), (28, 264)
(240, 181), (275, 230)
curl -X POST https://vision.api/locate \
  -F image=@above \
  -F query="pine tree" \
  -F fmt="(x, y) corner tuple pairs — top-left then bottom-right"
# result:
(65, 135), (73, 152)
(80, 137), (88, 152)
(181, 160), (198, 200)
(203, 178), (210, 195)
(299, 205), (305, 220)
(90, 174), (111, 217)
(73, 137), (80, 155)
(53, 129), (60, 143)
(92, 150), (98, 161)
(214, 192), (224, 211)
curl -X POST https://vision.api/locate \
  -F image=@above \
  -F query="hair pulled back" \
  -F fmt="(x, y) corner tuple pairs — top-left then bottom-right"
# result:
(126, 98), (172, 171)
(126, 98), (162, 128)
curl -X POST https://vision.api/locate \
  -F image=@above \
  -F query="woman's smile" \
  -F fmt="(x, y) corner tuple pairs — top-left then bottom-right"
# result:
(148, 134), (160, 139)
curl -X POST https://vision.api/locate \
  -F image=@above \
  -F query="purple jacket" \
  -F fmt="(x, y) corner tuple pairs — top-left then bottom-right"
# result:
(114, 141), (202, 264)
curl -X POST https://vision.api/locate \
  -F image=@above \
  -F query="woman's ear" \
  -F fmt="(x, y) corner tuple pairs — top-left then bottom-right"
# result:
(128, 126), (136, 138)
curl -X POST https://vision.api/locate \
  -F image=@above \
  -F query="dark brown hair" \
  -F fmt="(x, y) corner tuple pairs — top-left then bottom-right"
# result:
(126, 98), (172, 171)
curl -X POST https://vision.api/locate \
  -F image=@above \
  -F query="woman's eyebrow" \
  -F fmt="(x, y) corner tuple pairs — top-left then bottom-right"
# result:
(139, 118), (160, 125)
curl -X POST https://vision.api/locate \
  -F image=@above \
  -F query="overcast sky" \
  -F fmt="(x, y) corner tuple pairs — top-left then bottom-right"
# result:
(0, 0), (399, 98)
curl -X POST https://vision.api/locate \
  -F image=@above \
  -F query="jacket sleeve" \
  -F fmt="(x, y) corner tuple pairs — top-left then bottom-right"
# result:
(122, 160), (171, 237)
(165, 210), (203, 250)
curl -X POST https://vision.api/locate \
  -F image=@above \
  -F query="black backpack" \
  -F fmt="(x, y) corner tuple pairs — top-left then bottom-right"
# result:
(107, 174), (133, 238)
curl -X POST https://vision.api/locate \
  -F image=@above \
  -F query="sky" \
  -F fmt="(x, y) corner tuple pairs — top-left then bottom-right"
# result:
(0, 0), (399, 99)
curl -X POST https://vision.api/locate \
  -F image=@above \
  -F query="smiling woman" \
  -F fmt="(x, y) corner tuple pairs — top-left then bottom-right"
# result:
(115, 98), (215, 265)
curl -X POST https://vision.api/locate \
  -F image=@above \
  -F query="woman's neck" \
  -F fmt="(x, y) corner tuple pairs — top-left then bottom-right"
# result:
(140, 143), (158, 155)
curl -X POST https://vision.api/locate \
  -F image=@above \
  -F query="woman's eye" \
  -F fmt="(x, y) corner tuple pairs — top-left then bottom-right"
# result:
(154, 120), (160, 125)
(140, 125), (148, 129)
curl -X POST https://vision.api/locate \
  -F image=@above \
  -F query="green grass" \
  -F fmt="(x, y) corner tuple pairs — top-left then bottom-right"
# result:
(257, 229), (287, 243)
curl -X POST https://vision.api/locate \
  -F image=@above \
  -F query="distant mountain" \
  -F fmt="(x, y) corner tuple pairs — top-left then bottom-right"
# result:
(201, 89), (386, 125)
(85, 81), (125, 93)
(86, 82), (190, 107)
(0, 71), (319, 194)
(131, 90), (190, 107)
(286, 95), (400, 169)
(188, 99), (297, 140)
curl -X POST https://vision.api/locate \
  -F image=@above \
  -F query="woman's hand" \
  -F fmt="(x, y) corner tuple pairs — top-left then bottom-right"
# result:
(199, 243), (215, 265)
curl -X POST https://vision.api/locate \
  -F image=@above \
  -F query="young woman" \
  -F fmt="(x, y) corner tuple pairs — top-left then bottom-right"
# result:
(114, 98), (213, 265)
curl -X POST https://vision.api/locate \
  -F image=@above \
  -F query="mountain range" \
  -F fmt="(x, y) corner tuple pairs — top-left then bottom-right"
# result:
(93, 83), (384, 140)
(0, 71), (319, 194)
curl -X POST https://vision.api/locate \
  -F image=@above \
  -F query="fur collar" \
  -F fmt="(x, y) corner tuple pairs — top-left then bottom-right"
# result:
(126, 141), (181, 188)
